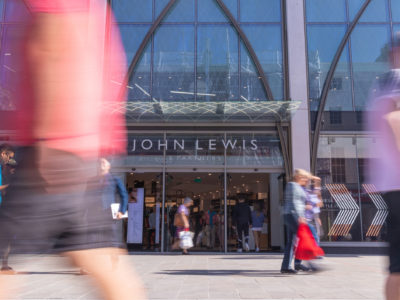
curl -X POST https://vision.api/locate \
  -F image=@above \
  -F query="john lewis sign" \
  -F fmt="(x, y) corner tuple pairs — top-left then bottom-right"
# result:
(131, 138), (258, 152)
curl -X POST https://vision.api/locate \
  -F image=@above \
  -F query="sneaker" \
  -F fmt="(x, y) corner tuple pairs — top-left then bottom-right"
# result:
(295, 264), (310, 272)
(244, 243), (250, 252)
(237, 248), (243, 253)
(255, 247), (260, 252)
(280, 268), (297, 274)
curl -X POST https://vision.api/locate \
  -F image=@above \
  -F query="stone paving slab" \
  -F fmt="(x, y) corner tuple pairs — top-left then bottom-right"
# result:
(0, 253), (387, 300)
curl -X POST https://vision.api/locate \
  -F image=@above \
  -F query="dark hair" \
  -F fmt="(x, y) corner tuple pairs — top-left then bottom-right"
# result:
(0, 143), (13, 154)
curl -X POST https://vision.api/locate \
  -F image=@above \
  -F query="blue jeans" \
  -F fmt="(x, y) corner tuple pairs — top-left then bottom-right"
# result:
(281, 214), (301, 270)
(308, 222), (320, 245)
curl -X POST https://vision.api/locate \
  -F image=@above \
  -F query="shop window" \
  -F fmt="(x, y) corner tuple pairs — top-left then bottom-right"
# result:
(330, 77), (342, 90)
(331, 157), (346, 183)
(329, 110), (342, 125)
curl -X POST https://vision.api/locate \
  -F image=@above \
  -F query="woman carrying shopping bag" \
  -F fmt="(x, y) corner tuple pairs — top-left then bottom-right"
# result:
(172, 197), (193, 254)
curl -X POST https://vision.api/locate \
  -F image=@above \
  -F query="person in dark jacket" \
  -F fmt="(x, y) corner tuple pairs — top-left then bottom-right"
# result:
(232, 198), (252, 252)
(0, 144), (15, 274)
(81, 158), (128, 274)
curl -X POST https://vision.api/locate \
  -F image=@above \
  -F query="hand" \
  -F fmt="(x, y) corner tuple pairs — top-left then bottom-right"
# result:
(116, 212), (124, 219)
(305, 204), (313, 210)
(298, 217), (306, 224)
(232, 226), (236, 230)
(0, 184), (9, 191)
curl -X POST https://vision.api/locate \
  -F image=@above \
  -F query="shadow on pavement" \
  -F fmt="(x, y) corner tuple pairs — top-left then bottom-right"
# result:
(16, 271), (82, 275)
(156, 269), (301, 277)
(213, 255), (282, 260)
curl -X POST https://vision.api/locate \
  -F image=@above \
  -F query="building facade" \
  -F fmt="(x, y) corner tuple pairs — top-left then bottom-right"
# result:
(0, 0), (395, 252)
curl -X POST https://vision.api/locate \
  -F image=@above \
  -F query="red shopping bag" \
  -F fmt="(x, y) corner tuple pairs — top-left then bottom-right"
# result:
(295, 223), (325, 260)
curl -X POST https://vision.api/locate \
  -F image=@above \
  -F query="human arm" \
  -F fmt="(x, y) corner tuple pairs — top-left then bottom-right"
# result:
(181, 212), (190, 229)
(290, 184), (306, 223)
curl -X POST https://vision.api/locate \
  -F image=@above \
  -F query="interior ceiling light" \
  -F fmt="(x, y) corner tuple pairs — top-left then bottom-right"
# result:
(170, 90), (216, 97)
(240, 95), (249, 102)
(134, 83), (150, 97)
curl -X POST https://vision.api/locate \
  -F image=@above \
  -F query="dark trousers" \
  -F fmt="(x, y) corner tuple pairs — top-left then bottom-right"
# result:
(383, 191), (400, 273)
(281, 214), (301, 270)
(237, 223), (249, 249)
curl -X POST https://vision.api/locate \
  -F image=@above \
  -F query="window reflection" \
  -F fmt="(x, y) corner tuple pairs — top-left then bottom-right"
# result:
(156, 0), (195, 22)
(316, 136), (362, 242)
(242, 25), (283, 100)
(197, 25), (239, 101)
(351, 25), (390, 110)
(153, 25), (195, 101)
(391, 0), (400, 22)
(306, 0), (346, 22)
(198, 0), (237, 22)
(240, 0), (281, 22)
(113, 0), (152, 23)
(128, 46), (151, 101)
(348, 0), (388, 22)
(307, 25), (348, 111)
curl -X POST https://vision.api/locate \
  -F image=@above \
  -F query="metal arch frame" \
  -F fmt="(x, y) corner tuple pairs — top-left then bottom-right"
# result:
(118, 0), (292, 177)
(215, 0), (274, 101)
(214, 0), (291, 178)
(124, 0), (178, 83)
(310, 0), (372, 174)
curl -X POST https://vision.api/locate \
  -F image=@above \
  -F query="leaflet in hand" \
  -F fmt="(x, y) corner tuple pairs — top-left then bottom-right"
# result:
(111, 203), (128, 219)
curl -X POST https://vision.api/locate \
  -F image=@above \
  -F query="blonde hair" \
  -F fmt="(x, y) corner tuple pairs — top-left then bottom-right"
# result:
(292, 169), (311, 181)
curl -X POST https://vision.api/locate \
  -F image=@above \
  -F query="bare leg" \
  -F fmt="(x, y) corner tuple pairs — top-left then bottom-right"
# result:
(386, 274), (400, 300)
(171, 239), (180, 250)
(66, 248), (146, 300)
(1, 244), (10, 268)
(253, 231), (259, 250)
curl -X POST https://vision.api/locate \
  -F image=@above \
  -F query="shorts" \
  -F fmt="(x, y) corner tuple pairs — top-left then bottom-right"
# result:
(0, 146), (115, 254)
(383, 191), (400, 273)
(251, 227), (262, 232)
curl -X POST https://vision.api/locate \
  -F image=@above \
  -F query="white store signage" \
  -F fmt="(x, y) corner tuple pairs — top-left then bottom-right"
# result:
(131, 138), (258, 152)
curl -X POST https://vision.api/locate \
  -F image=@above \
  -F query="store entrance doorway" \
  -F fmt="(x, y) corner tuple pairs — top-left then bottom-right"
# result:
(123, 170), (275, 253)
(227, 173), (271, 252)
(164, 172), (225, 252)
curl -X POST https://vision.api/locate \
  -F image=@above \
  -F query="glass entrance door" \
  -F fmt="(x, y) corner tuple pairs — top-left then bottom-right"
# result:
(125, 171), (163, 252)
(227, 173), (271, 252)
(164, 172), (225, 252)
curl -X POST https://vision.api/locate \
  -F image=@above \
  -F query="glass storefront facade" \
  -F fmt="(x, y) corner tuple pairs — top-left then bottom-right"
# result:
(0, 0), (395, 250)
(306, 0), (396, 243)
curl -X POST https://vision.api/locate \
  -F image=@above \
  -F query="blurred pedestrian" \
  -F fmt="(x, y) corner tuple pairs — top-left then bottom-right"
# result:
(81, 158), (128, 273)
(280, 169), (310, 274)
(232, 198), (252, 252)
(0, 144), (16, 274)
(366, 32), (400, 300)
(251, 203), (265, 252)
(0, 1), (145, 299)
(172, 197), (193, 254)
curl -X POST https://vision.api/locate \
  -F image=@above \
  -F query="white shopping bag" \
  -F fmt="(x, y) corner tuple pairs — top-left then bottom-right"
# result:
(179, 231), (194, 249)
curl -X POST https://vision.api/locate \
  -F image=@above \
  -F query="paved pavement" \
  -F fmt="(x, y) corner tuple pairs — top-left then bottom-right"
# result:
(0, 253), (387, 300)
